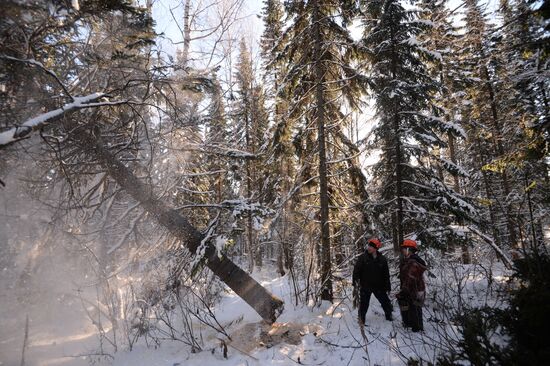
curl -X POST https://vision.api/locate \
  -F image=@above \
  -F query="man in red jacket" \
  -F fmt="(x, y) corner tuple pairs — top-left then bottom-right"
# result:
(353, 238), (393, 325)
(398, 239), (427, 332)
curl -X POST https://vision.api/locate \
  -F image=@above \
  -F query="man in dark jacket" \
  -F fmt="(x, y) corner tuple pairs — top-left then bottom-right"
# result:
(398, 239), (427, 332)
(352, 238), (393, 325)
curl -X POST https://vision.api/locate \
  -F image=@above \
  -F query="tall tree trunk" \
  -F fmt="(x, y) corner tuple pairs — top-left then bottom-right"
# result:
(251, 94), (262, 269)
(180, 0), (191, 67)
(282, 159), (294, 272)
(333, 224), (345, 267)
(245, 102), (255, 273)
(98, 191), (119, 330)
(481, 165), (503, 249)
(524, 171), (540, 250)
(277, 240), (285, 276)
(76, 130), (284, 323)
(536, 48), (549, 132)
(394, 111), (405, 253)
(313, 0), (332, 302)
(481, 65), (518, 246)
(468, 102), (506, 250)
(391, 25), (404, 254)
(471, 128), (503, 248)
(448, 132), (471, 264)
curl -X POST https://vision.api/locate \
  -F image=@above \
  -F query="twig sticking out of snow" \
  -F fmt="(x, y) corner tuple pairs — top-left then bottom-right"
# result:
(20, 315), (29, 366)
(216, 338), (259, 361)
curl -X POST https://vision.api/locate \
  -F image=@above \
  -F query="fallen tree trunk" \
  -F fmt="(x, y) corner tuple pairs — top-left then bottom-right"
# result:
(0, 89), (284, 322)
(77, 130), (284, 323)
(0, 55), (284, 322)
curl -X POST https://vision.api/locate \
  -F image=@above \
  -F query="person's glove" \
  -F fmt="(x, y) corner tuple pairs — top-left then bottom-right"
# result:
(397, 290), (411, 304)
(414, 291), (426, 306)
(396, 291), (409, 311)
(352, 284), (359, 309)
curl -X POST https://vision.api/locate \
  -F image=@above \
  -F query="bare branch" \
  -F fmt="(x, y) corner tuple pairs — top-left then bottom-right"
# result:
(0, 55), (74, 100)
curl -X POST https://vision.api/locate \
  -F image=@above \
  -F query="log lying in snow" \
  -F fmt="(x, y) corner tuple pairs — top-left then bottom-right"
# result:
(76, 130), (284, 323)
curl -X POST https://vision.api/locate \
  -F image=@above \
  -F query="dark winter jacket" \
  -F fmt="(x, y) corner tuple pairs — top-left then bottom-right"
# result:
(399, 253), (427, 299)
(352, 251), (391, 292)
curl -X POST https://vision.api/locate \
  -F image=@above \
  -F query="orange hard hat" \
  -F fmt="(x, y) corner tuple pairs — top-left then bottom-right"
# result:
(401, 239), (418, 249)
(367, 238), (382, 249)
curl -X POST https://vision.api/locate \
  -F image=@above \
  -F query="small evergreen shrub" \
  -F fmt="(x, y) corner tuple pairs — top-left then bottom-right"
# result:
(438, 249), (550, 365)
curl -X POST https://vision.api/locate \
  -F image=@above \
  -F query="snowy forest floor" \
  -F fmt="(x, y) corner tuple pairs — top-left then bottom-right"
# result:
(0, 257), (101, 366)
(1, 252), (510, 366)
(111, 272), (430, 366)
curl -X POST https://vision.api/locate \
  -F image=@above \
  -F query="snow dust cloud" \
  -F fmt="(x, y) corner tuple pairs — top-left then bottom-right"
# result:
(0, 166), (106, 366)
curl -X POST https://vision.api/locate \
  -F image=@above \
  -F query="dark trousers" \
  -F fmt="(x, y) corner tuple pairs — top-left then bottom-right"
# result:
(358, 288), (393, 324)
(400, 301), (423, 332)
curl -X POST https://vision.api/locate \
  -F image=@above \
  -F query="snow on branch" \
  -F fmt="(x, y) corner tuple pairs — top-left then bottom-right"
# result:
(0, 93), (127, 148)
(176, 199), (274, 218)
(418, 46), (443, 61)
(204, 144), (258, 159)
(402, 36), (421, 47)
(400, 111), (467, 138)
(430, 178), (478, 219)
(415, 132), (440, 145)
(189, 214), (220, 272)
(180, 144), (259, 160)
(224, 199), (275, 219)
(438, 157), (470, 178)
(439, 120), (466, 138)
(468, 226), (514, 269)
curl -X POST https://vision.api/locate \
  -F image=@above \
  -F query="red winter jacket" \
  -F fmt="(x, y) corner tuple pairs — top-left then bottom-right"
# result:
(399, 254), (427, 300)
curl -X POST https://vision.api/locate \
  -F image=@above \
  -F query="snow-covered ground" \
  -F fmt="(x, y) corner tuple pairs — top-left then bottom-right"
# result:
(0, 261), (100, 366)
(1, 253), (509, 366)
(113, 270), (412, 366)
(111, 259), (507, 366)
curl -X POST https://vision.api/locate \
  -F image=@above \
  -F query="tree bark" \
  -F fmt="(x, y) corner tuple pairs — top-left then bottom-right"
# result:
(391, 24), (404, 254)
(393, 111), (404, 253)
(481, 65), (518, 246)
(448, 131), (471, 264)
(524, 171), (539, 250)
(180, 0), (191, 67)
(313, 0), (333, 302)
(245, 98), (255, 273)
(76, 130), (284, 323)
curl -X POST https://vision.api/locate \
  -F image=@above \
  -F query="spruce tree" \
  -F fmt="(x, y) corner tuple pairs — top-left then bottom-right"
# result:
(417, 0), (475, 260)
(205, 72), (231, 205)
(362, 0), (477, 252)
(457, 0), (530, 250)
(492, 0), (549, 249)
(275, 0), (365, 301)
(233, 38), (269, 270)
(260, 0), (295, 275)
